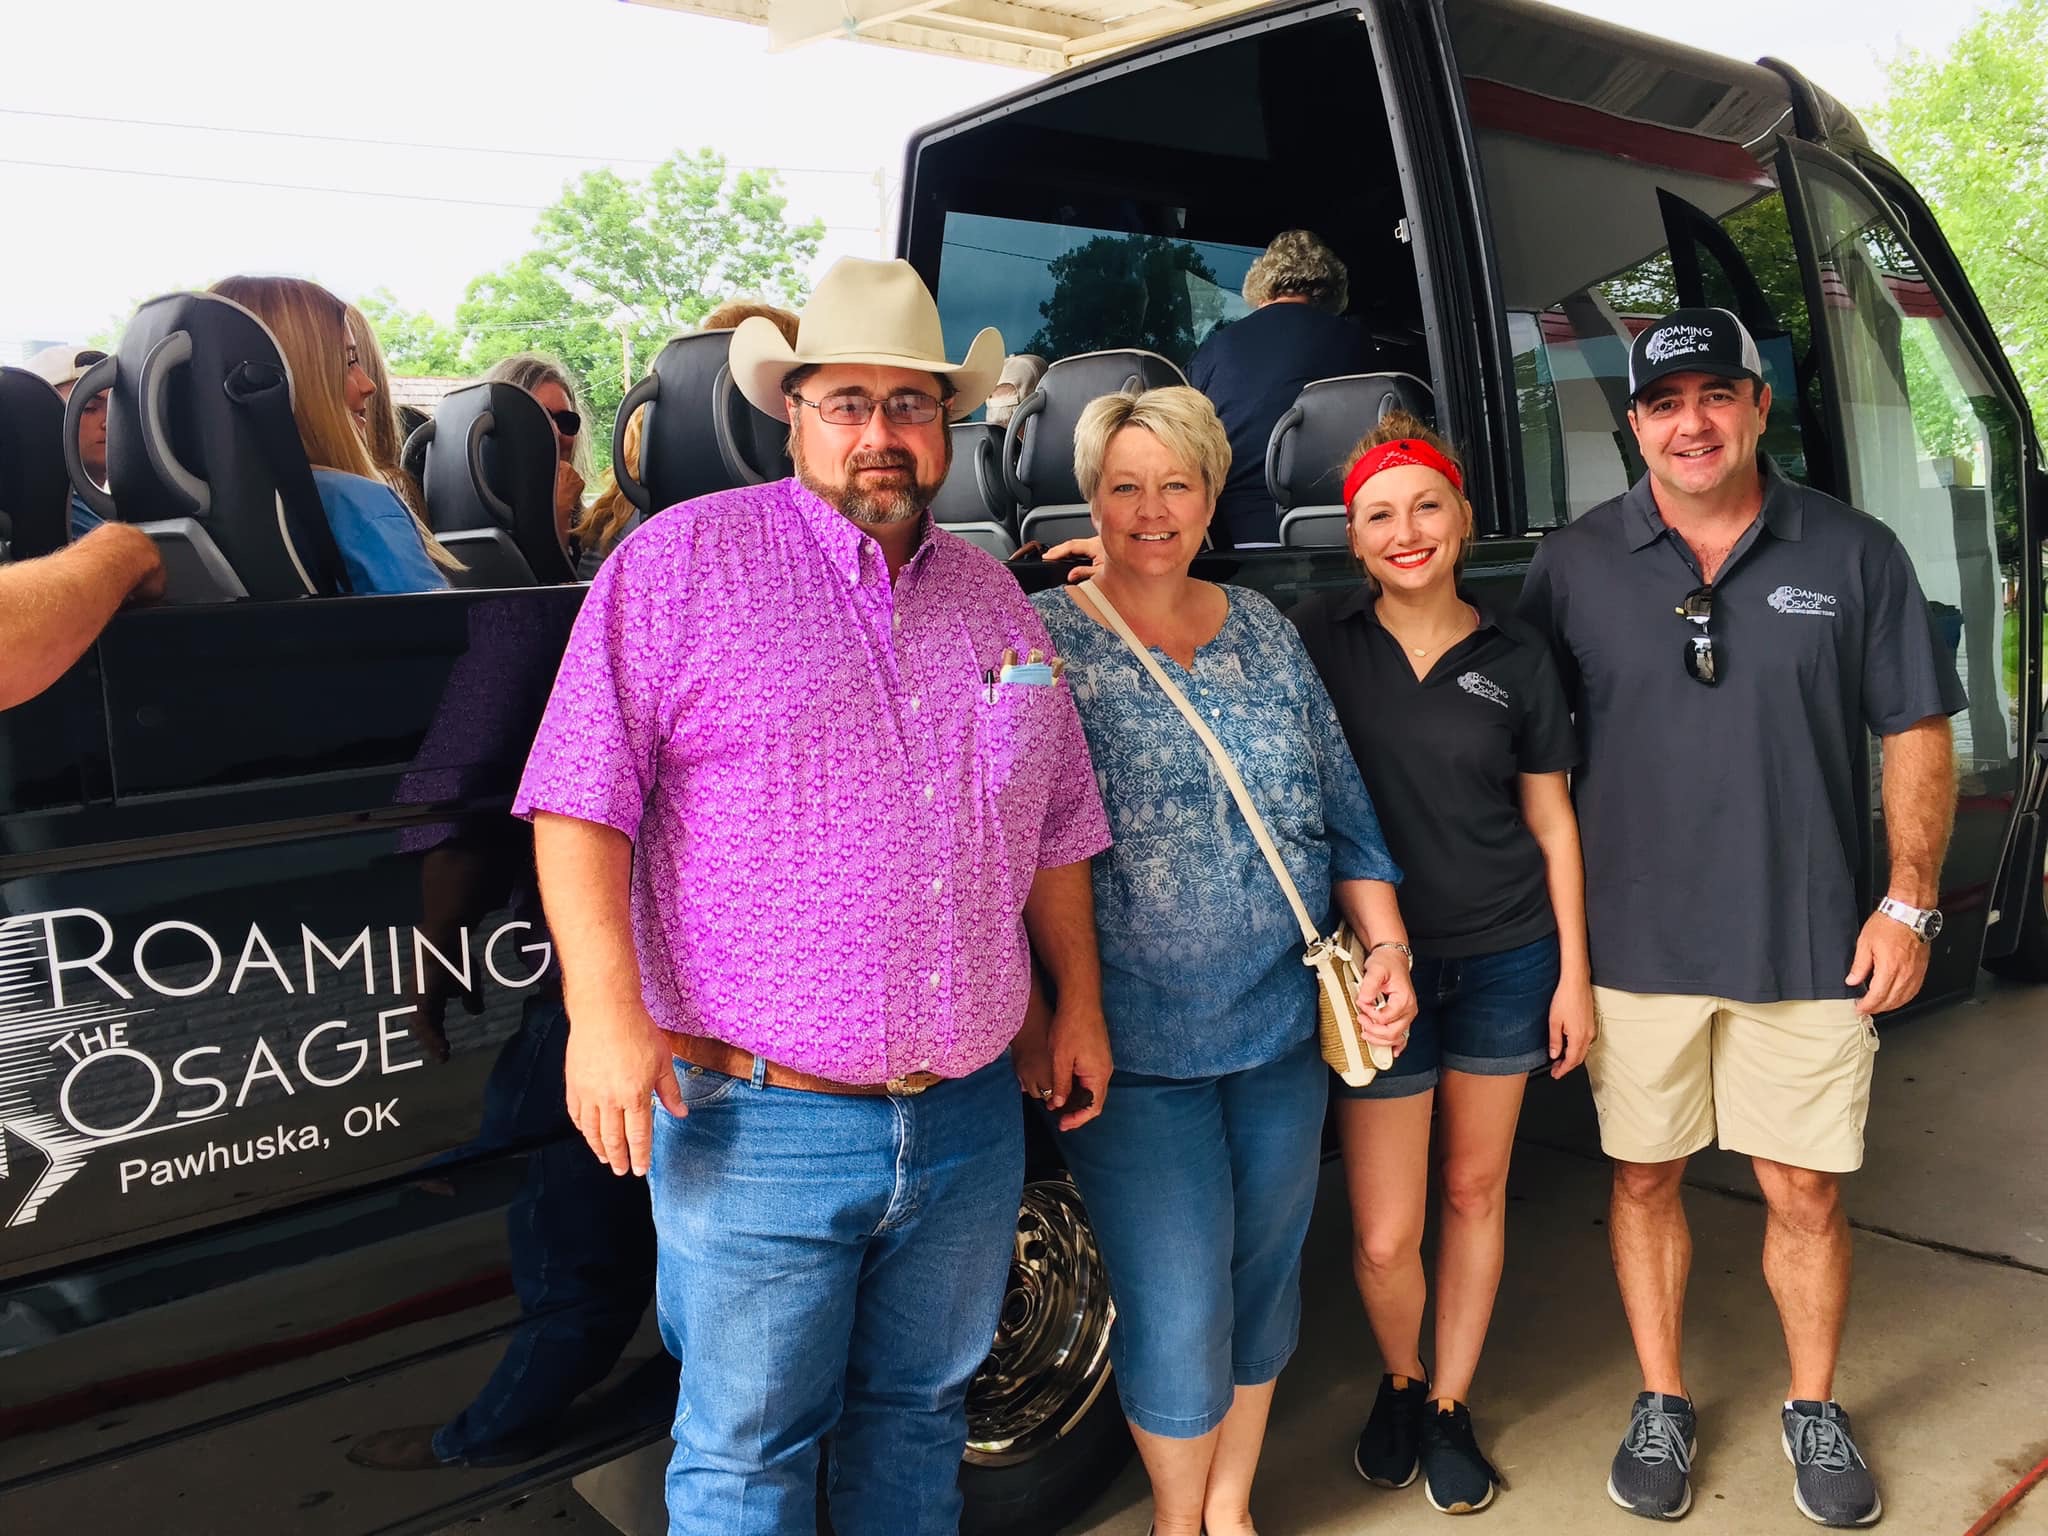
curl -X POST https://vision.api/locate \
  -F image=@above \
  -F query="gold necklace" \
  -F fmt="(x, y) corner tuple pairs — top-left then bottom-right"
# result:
(1382, 604), (1476, 658)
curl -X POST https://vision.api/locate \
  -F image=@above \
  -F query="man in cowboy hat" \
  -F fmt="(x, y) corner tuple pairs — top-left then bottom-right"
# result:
(515, 256), (1113, 1535)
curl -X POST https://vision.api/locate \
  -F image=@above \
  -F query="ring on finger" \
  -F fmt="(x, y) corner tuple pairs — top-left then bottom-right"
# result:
(1037, 1087), (1055, 1101)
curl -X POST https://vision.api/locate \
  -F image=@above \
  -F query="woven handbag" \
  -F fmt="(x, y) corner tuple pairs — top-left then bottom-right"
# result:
(1075, 581), (1395, 1087)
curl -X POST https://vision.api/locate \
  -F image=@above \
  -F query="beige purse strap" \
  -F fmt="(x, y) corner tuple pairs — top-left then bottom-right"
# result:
(1075, 580), (1322, 948)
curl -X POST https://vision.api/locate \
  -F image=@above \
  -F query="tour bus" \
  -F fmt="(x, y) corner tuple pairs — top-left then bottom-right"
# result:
(0, 0), (2042, 1532)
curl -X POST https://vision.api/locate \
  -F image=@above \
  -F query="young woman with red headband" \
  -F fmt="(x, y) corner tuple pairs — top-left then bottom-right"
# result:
(1289, 410), (1595, 1516)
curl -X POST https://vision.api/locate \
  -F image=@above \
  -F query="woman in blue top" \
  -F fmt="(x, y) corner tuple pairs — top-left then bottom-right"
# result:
(1019, 386), (1416, 1536)
(211, 275), (456, 594)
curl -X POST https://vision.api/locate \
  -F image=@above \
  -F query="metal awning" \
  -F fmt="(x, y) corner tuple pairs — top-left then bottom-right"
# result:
(629, 0), (1273, 71)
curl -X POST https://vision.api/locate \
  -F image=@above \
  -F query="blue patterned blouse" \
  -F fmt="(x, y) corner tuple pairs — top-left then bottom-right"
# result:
(1034, 584), (1401, 1078)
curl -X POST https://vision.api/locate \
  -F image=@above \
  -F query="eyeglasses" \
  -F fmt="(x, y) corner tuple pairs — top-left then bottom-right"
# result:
(1676, 585), (1719, 686)
(549, 409), (581, 438)
(790, 391), (943, 427)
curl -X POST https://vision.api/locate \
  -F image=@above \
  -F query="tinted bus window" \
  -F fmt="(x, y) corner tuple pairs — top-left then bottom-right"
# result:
(1789, 148), (2028, 782)
(1450, 20), (1816, 527)
(936, 213), (1261, 374)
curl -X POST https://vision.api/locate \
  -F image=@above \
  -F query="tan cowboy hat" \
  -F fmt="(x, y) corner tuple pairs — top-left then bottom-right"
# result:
(729, 257), (1003, 423)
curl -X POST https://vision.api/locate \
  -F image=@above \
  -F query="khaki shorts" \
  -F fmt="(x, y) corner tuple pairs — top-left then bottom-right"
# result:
(1587, 988), (1879, 1173)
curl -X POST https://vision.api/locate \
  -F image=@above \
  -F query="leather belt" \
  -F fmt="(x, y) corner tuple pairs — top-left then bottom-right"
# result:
(672, 1033), (947, 1097)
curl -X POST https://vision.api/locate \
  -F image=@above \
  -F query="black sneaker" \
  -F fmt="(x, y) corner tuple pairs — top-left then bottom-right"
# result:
(1421, 1400), (1502, 1514)
(1783, 1401), (1881, 1526)
(1607, 1391), (1697, 1520)
(1353, 1372), (1429, 1488)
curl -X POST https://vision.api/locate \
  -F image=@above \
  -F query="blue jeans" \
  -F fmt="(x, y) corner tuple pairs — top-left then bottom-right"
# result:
(1054, 1035), (1326, 1437)
(436, 997), (655, 1462)
(1341, 932), (1560, 1099)
(649, 1052), (1024, 1536)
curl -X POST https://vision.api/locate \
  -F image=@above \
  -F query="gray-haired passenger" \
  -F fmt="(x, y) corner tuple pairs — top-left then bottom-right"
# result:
(1188, 229), (1378, 547)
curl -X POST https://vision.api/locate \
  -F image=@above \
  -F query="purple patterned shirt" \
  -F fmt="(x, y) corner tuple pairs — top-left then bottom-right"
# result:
(513, 480), (1111, 1083)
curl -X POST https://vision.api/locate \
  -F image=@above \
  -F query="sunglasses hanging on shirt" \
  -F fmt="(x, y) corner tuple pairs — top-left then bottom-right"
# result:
(1676, 585), (1720, 686)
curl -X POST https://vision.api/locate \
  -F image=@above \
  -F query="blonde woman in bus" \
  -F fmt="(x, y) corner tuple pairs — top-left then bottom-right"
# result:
(211, 275), (457, 594)
(342, 300), (429, 520)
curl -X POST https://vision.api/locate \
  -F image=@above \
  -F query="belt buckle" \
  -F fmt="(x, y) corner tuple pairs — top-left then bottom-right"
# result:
(884, 1073), (934, 1096)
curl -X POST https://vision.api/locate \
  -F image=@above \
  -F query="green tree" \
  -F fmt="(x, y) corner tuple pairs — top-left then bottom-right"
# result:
(1871, 0), (2048, 428)
(1025, 235), (1219, 363)
(364, 149), (825, 453)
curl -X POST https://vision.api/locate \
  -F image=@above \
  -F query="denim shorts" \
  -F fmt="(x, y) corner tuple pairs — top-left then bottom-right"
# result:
(1338, 931), (1559, 1099)
(1055, 1035), (1325, 1437)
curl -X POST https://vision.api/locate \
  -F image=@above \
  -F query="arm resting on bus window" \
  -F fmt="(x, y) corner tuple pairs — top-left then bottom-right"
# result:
(1847, 715), (1956, 1016)
(0, 523), (164, 711)
(1018, 857), (1110, 1129)
(533, 810), (684, 1177)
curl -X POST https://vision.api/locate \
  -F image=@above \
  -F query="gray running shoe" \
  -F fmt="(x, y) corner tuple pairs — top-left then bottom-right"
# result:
(1783, 1400), (1881, 1526)
(1607, 1391), (1696, 1520)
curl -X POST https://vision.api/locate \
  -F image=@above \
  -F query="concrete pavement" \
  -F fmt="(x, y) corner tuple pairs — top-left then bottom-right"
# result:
(447, 977), (2048, 1535)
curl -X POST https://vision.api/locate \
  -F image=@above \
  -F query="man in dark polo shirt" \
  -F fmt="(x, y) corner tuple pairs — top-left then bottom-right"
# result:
(1517, 309), (1964, 1528)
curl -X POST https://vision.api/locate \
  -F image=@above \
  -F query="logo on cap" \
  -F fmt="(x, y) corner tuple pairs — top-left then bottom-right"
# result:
(1645, 324), (1715, 365)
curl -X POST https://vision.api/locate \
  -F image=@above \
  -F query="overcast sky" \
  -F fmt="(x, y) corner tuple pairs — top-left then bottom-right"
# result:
(0, 0), (1991, 350)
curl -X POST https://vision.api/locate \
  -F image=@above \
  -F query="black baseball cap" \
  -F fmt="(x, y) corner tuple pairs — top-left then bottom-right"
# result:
(1628, 307), (1764, 400)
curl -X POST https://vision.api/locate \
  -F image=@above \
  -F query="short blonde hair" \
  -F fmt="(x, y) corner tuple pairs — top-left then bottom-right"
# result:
(1241, 229), (1348, 312)
(1073, 385), (1231, 504)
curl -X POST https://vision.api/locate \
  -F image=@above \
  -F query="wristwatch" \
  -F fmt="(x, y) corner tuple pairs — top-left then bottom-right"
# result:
(1876, 896), (1944, 943)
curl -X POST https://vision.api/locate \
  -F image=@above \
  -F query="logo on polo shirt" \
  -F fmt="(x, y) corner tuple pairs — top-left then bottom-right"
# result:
(1457, 671), (1510, 708)
(1644, 324), (1713, 364)
(1767, 584), (1838, 617)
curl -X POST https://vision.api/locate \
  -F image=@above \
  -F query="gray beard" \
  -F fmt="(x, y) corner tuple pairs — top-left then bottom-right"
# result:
(791, 432), (949, 526)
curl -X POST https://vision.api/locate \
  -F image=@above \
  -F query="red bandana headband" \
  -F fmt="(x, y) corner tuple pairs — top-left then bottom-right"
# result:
(1341, 438), (1464, 515)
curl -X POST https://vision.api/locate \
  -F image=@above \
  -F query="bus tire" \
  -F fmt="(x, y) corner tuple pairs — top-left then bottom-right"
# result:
(959, 1170), (1132, 1535)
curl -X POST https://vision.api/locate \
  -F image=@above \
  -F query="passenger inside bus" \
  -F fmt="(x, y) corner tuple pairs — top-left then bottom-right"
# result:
(345, 298), (429, 521)
(486, 353), (591, 552)
(210, 275), (459, 594)
(24, 344), (111, 541)
(1187, 229), (1378, 547)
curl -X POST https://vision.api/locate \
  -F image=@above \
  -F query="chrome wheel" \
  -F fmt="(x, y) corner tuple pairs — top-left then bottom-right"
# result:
(964, 1174), (1116, 1467)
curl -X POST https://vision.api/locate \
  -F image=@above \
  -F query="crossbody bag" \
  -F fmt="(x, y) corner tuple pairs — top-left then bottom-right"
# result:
(1073, 580), (1395, 1087)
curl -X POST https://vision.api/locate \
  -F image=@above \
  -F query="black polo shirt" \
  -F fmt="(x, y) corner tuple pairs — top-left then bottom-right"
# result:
(1291, 589), (1579, 957)
(1516, 464), (1966, 1003)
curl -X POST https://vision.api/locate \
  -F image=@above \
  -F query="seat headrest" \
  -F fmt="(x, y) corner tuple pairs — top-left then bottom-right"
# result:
(0, 367), (68, 561)
(88, 290), (347, 598)
(1268, 372), (1436, 511)
(618, 331), (793, 516)
(931, 422), (1006, 528)
(420, 381), (574, 584)
(1008, 349), (1188, 511)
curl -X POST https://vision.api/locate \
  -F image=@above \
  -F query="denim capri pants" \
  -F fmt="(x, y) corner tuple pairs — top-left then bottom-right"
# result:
(1054, 1034), (1326, 1437)
(1338, 931), (1560, 1099)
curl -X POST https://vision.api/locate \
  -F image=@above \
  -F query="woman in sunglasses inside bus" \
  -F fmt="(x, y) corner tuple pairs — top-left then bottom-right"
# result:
(486, 354), (589, 552)
(1288, 412), (1594, 1516)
